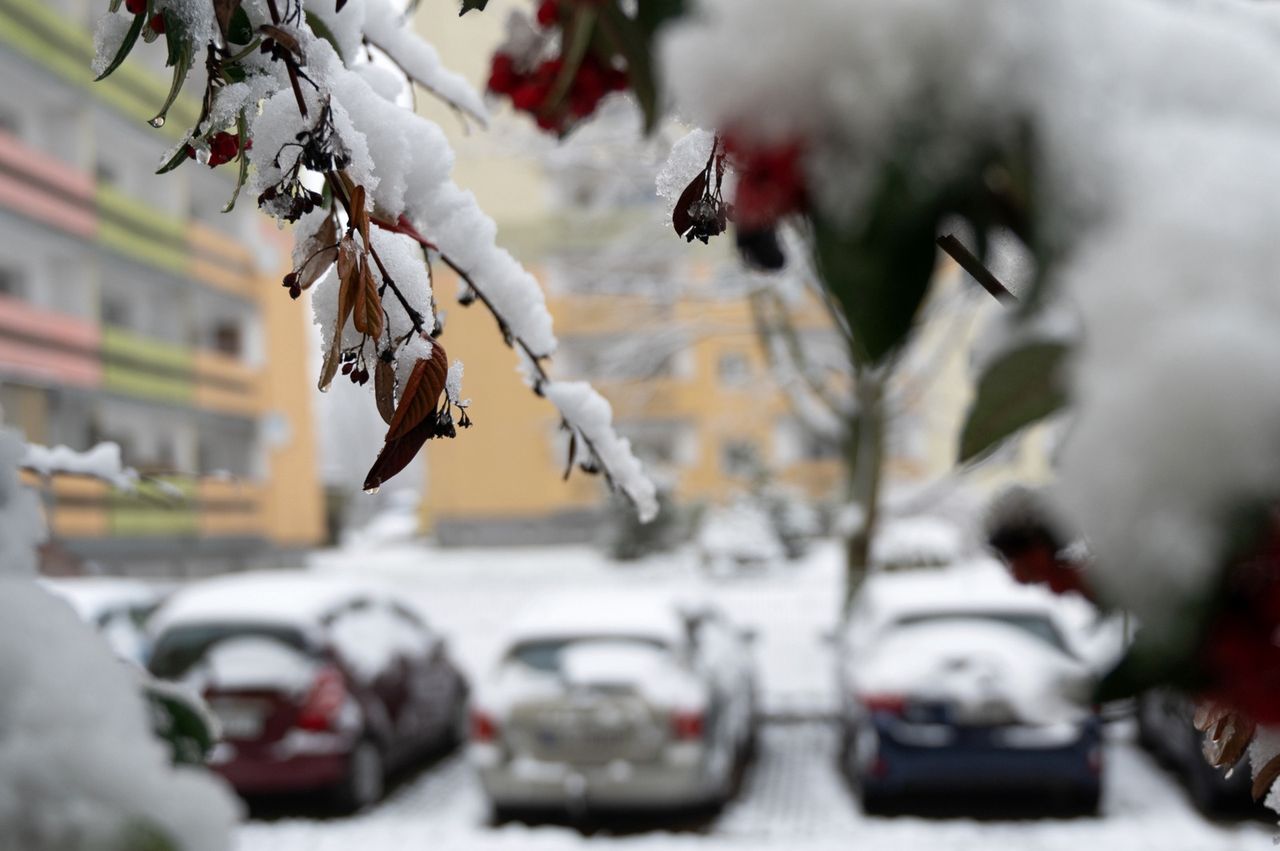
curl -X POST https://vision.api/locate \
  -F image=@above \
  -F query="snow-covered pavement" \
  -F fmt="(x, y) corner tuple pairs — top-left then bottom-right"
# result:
(235, 541), (1274, 849)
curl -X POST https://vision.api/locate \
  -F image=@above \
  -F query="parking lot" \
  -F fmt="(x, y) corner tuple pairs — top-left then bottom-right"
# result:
(228, 541), (1273, 850)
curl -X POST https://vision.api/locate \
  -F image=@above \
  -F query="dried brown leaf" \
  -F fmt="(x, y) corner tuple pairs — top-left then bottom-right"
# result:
(387, 342), (448, 442)
(296, 216), (338, 291)
(350, 184), (370, 246)
(259, 24), (303, 59)
(352, 255), (383, 340)
(1193, 701), (1231, 733)
(319, 238), (359, 392)
(1253, 751), (1280, 801)
(375, 358), (396, 425)
(672, 170), (706, 239)
(363, 417), (432, 492)
(1202, 711), (1255, 769)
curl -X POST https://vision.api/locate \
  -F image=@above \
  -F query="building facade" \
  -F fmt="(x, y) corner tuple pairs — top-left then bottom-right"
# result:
(0, 0), (325, 575)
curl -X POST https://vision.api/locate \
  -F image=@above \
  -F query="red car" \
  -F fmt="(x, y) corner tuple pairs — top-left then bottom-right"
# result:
(147, 571), (468, 811)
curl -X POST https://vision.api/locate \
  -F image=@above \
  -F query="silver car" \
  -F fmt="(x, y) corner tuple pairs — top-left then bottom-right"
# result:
(470, 591), (756, 817)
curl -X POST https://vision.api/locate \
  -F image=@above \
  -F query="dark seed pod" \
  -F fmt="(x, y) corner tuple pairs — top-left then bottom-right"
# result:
(735, 226), (787, 271)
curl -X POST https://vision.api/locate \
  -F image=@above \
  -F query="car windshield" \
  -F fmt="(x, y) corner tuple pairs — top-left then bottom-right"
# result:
(891, 611), (1069, 654)
(148, 623), (313, 680)
(507, 636), (671, 673)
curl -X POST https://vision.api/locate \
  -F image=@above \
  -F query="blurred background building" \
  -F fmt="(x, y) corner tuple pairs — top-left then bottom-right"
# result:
(403, 3), (1054, 546)
(0, 0), (324, 576)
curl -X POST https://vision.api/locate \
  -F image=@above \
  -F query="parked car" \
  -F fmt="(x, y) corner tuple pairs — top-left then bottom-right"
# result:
(470, 591), (757, 818)
(837, 569), (1103, 814)
(1137, 688), (1253, 813)
(147, 571), (468, 811)
(41, 576), (163, 664)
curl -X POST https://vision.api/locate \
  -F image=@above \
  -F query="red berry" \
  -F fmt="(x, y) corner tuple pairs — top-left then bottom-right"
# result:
(535, 0), (559, 27)
(207, 131), (240, 167)
(184, 144), (196, 159)
(724, 136), (808, 230)
(148, 12), (165, 33)
(487, 53), (518, 94)
(125, 0), (146, 14)
(510, 82), (545, 112)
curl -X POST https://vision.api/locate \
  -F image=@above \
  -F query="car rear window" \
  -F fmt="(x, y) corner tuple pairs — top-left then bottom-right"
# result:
(507, 636), (670, 673)
(148, 623), (313, 680)
(893, 611), (1069, 653)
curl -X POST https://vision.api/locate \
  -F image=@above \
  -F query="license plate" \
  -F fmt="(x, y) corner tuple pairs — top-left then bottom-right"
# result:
(211, 700), (265, 739)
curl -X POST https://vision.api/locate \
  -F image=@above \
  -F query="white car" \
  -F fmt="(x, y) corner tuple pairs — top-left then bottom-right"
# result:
(41, 576), (163, 664)
(470, 591), (757, 818)
(836, 568), (1102, 813)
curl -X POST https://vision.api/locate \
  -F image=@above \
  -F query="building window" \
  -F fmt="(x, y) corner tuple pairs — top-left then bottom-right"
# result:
(101, 294), (130, 328)
(212, 321), (242, 357)
(721, 440), (760, 478)
(717, 351), (752, 387)
(0, 267), (24, 299)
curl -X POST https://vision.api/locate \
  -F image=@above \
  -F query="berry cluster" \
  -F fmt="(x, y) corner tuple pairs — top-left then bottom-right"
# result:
(123, 0), (165, 34)
(182, 131), (250, 168)
(722, 136), (808, 231)
(1199, 511), (1280, 724)
(487, 1), (627, 133)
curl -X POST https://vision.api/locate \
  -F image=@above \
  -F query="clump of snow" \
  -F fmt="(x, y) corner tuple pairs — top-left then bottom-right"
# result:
(445, 360), (467, 405)
(0, 581), (239, 851)
(23, 441), (138, 490)
(542, 381), (658, 523)
(189, 636), (318, 694)
(361, 0), (488, 124)
(870, 515), (964, 568)
(854, 618), (1091, 725)
(90, 11), (133, 77)
(698, 501), (786, 572)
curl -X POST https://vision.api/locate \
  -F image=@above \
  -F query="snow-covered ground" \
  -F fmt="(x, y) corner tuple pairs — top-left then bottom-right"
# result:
(236, 541), (1274, 850)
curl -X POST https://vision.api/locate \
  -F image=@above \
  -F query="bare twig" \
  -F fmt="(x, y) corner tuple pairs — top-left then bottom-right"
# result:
(937, 233), (1017, 304)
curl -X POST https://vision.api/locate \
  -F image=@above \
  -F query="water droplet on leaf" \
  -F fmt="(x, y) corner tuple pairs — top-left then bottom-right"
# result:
(149, 116), (166, 128)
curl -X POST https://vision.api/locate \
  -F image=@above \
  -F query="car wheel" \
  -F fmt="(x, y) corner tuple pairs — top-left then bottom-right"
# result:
(446, 691), (470, 751)
(1067, 784), (1101, 816)
(859, 784), (894, 816)
(333, 739), (385, 814)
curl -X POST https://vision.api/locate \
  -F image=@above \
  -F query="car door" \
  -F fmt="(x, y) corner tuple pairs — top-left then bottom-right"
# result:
(389, 604), (458, 746)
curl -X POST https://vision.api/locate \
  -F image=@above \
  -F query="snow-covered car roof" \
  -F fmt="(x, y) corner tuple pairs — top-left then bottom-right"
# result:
(148, 570), (392, 635)
(503, 590), (695, 648)
(40, 577), (161, 623)
(849, 564), (1076, 635)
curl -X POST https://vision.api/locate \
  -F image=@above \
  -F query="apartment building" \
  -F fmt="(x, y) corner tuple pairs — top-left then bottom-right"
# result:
(0, 0), (324, 574)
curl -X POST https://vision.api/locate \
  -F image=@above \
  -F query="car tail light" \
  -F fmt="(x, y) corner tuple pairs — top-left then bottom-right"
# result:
(860, 693), (906, 716)
(671, 709), (705, 740)
(470, 709), (499, 743)
(297, 665), (347, 732)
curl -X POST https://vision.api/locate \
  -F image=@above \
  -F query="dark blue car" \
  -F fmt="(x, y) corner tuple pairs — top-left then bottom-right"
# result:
(837, 571), (1104, 815)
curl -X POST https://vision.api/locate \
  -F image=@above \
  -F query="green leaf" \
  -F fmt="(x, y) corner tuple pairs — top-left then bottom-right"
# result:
(545, 6), (598, 113)
(226, 6), (254, 45)
(635, 0), (687, 36)
(458, 0), (489, 15)
(94, 4), (149, 82)
(115, 819), (180, 851)
(811, 164), (940, 365)
(222, 112), (250, 213)
(958, 339), (1070, 463)
(143, 678), (218, 766)
(305, 10), (344, 63)
(149, 18), (194, 128)
(155, 142), (190, 175)
(600, 4), (659, 132)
